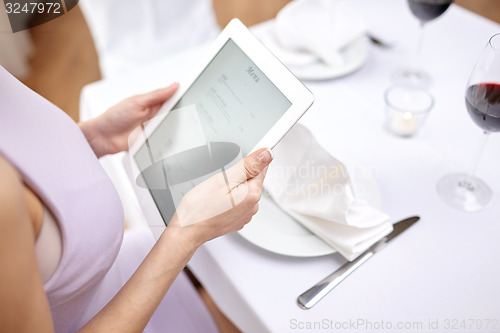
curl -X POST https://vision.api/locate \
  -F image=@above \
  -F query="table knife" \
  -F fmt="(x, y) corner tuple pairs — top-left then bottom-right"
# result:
(297, 216), (420, 309)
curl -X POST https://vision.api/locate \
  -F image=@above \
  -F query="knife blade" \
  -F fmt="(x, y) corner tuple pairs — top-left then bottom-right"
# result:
(297, 216), (420, 309)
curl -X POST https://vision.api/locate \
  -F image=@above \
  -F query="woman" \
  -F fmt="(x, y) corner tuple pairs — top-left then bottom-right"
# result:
(0, 65), (273, 332)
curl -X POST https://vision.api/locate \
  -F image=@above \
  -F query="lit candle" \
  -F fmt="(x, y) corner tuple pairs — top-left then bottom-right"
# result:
(389, 111), (418, 136)
(384, 84), (433, 138)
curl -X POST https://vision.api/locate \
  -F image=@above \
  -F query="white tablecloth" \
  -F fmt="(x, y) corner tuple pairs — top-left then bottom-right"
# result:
(80, 1), (500, 332)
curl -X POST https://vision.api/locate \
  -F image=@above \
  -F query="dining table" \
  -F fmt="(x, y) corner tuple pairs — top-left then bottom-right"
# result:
(79, 0), (500, 332)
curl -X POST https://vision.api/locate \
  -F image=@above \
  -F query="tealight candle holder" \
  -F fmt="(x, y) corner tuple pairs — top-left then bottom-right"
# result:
(384, 84), (434, 137)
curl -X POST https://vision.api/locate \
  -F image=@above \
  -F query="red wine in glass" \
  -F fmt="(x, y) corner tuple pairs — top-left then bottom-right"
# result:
(465, 83), (500, 133)
(437, 33), (500, 212)
(408, 0), (453, 22)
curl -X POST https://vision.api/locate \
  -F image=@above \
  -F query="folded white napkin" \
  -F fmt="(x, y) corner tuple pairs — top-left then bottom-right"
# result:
(265, 124), (393, 261)
(263, 0), (366, 67)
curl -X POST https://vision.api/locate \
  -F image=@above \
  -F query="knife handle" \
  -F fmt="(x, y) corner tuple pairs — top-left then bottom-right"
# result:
(297, 250), (376, 309)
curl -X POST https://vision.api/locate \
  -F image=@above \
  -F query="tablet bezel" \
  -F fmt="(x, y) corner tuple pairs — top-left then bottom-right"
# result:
(124, 18), (314, 238)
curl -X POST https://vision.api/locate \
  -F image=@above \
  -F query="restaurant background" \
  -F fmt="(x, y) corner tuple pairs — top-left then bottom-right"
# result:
(0, 0), (498, 123)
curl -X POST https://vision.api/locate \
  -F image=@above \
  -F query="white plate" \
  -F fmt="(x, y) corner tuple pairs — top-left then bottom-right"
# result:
(238, 150), (381, 257)
(289, 36), (369, 81)
(252, 22), (369, 81)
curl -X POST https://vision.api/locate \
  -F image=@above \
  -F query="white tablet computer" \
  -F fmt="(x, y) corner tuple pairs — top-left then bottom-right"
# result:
(125, 18), (314, 238)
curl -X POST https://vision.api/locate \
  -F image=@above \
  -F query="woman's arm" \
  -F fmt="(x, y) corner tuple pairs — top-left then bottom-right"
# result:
(79, 223), (197, 332)
(0, 157), (54, 333)
(79, 84), (178, 158)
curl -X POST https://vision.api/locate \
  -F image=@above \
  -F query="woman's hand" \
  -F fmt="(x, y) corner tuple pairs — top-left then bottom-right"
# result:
(79, 84), (179, 158)
(167, 148), (274, 250)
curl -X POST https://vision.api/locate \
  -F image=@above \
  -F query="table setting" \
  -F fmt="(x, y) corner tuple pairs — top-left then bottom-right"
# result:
(253, 0), (369, 80)
(79, 0), (500, 331)
(241, 122), (393, 261)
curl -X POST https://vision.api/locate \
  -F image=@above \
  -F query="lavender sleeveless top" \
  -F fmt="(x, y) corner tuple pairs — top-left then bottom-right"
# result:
(0, 66), (124, 331)
(0, 66), (219, 333)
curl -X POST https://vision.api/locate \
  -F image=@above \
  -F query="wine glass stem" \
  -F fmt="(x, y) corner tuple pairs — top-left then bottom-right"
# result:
(413, 21), (426, 73)
(459, 131), (490, 191)
(467, 131), (490, 177)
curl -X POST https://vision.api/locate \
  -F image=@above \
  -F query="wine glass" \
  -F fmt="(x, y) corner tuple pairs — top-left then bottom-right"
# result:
(437, 32), (500, 212)
(393, 0), (454, 87)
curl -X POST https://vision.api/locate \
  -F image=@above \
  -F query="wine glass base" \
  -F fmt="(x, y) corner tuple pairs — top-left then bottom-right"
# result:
(392, 68), (432, 88)
(437, 173), (493, 212)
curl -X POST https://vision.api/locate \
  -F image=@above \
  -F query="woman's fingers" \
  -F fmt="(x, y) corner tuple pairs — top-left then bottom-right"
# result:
(226, 149), (272, 208)
(134, 83), (179, 110)
(224, 148), (273, 190)
(245, 148), (273, 179)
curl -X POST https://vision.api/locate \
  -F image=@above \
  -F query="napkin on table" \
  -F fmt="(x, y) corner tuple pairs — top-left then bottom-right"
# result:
(264, 124), (393, 261)
(262, 0), (366, 68)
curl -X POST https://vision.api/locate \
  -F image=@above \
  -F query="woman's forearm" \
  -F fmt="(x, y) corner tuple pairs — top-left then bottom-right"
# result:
(79, 224), (198, 333)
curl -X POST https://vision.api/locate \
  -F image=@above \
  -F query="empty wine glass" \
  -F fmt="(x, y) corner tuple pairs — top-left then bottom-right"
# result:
(437, 33), (500, 212)
(393, 0), (454, 87)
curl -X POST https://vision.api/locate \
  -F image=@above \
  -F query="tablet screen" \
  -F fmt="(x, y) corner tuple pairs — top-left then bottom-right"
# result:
(134, 38), (292, 224)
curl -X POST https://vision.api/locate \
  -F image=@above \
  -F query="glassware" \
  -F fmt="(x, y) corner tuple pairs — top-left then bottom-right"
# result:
(437, 33), (500, 212)
(384, 84), (434, 137)
(393, 0), (453, 87)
